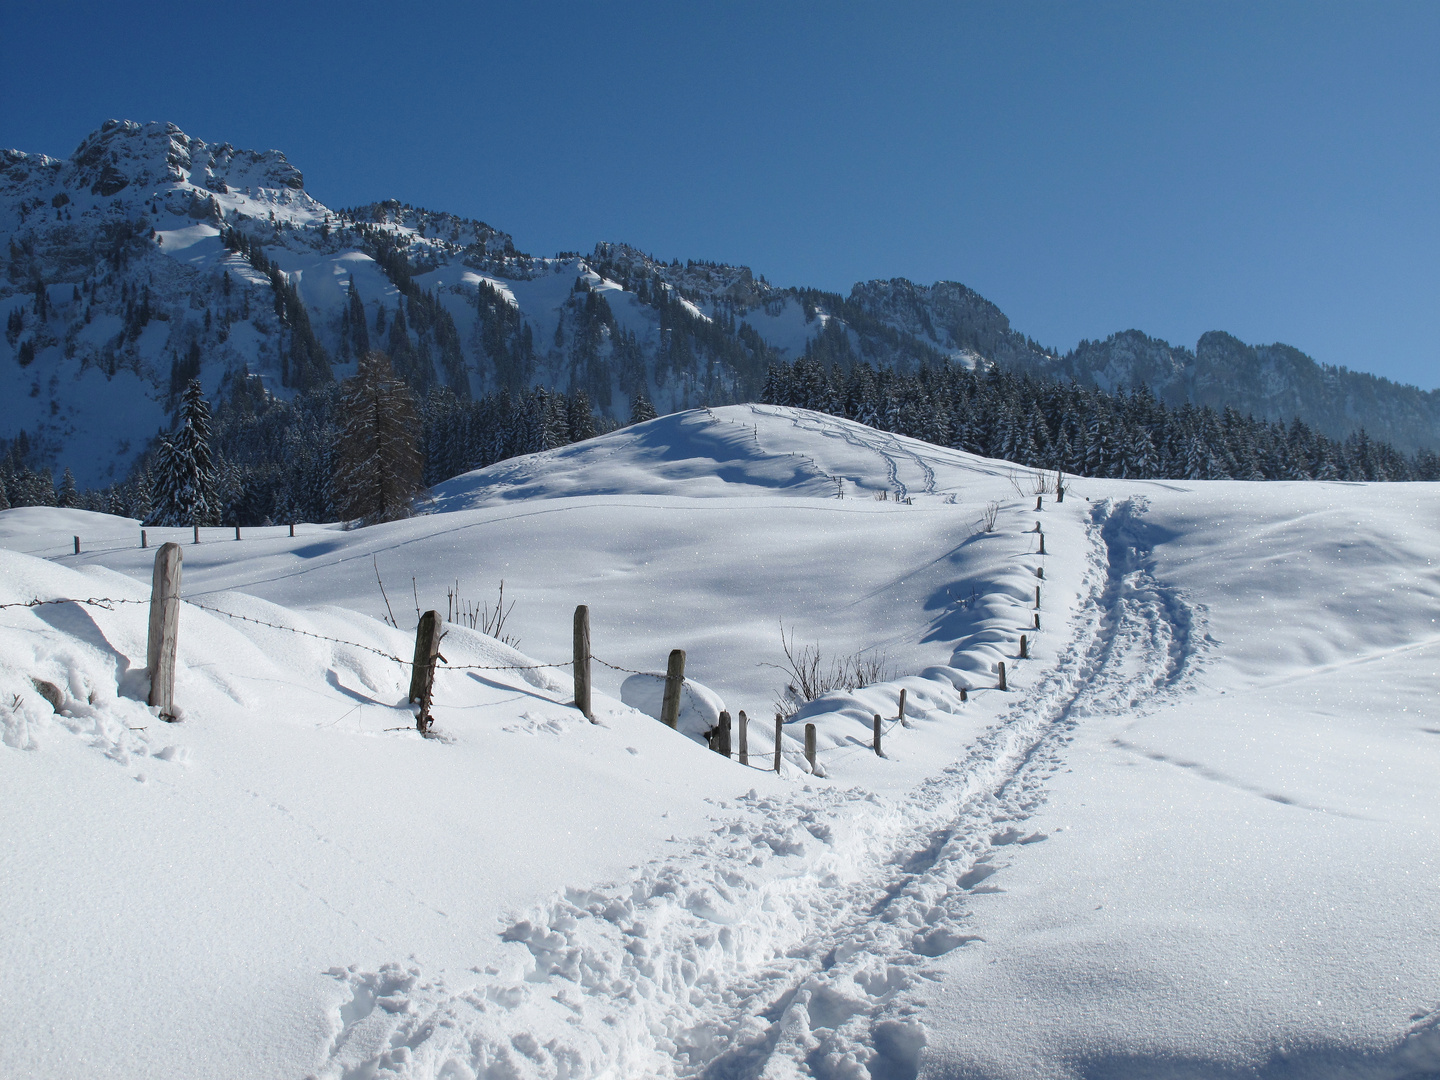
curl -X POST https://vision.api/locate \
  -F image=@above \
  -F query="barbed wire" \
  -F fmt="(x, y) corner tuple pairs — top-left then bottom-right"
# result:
(0, 596), (149, 611)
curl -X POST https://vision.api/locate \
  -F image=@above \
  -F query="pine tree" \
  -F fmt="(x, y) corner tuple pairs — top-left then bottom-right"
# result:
(148, 380), (218, 526)
(332, 352), (424, 525)
(629, 392), (657, 425)
(0, 474), (9, 511)
(58, 467), (80, 508)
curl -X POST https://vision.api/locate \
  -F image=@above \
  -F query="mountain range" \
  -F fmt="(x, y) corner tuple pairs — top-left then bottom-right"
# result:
(3, 119), (1436, 487)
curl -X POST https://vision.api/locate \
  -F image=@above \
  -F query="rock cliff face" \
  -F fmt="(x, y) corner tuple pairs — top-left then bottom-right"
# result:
(1, 120), (1434, 485)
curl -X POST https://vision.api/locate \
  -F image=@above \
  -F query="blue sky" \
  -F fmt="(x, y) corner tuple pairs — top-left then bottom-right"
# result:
(3, 1), (1436, 388)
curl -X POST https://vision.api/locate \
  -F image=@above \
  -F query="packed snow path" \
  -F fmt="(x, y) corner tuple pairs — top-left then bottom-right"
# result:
(313, 498), (1205, 1080)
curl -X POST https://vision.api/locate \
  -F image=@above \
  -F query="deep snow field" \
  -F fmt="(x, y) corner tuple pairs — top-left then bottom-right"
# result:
(1, 404), (1437, 1080)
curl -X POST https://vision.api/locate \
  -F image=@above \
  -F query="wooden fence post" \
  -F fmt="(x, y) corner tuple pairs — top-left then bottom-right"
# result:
(715, 710), (732, 757)
(146, 542), (183, 720)
(774, 714), (783, 772)
(1036, 495), (1042, 511)
(289, 523), (295, 537)
(1034, 612), (1041, 630)
(804, 723), (817, 771)
(408, 610), (443, 734)
(897, 687), (907, 720)
(234, 525), (241, 541)
(1036, 566), (1044, 580)
(572, 605), (592, 720)
(141, 529), (147, 549)
(1036, 585), (1041, 608)
(660, 649), (686, 729)
(738, 710), (749, 766)
(1057, 478), (1065, 503)
(1020, 634), (1028, 659)
(960, 687), (968, 702)
(1038, 532), (1046, 555)
(998, 661), (1007, 691)
(873, 714), (883, 756)
(72, 535), (79, 555)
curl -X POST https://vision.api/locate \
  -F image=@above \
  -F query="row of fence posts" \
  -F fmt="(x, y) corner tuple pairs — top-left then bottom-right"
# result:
(69, 524), (299, 555)
(137, 494), (1051, 754)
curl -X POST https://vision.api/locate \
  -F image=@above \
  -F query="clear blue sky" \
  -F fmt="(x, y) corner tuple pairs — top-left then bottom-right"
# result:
(3, 1), (1436, 388)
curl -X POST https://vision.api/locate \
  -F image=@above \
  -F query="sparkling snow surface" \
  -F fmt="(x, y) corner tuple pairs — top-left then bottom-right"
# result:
(1, 405), (1437, 1080)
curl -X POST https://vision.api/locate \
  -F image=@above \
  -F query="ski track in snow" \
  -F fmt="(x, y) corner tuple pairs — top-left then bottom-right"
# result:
(312, 498), (1209, 1080)
(746, 405), (941, 502)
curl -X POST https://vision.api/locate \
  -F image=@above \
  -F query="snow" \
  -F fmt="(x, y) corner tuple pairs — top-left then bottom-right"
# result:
(1, 405), (1437, 1079)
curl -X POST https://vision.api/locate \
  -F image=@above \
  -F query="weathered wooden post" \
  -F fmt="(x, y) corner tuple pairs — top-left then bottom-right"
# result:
(1036, 495), (1042, 511)
(897, 687), (907, 720)
(998, 661), (1007, 691)
(1020, 634), (1029, 659)
(1038, 532), (1046, 555)
(234, 525), (241, 541)
(715, 710), (732, 758)
(289, 523), (295, 538)
(572, 605), (592, 720)
(141, 529), (147, 549)
(1056, 477), (1065, 503)
(804, 723), (817, 771)
(959, 687), (968, 702)
(409, 610), (443, 734)
(192, 524), (199, 545)
(72, 535), (80, 555)
(1036, 585), (1041, 608)
(1034, 612), (1041, 630)
(873, 714), (883, 756)
(774, 714), (783, 772)
(738, 710), (749, 766)
(1036, 566), (1044, 580)
(660, 649), (686, 729)
(146, 542), (183, 720)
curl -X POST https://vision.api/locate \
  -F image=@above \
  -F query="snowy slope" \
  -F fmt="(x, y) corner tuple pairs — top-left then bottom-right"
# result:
(1, 406), (1438, 1079)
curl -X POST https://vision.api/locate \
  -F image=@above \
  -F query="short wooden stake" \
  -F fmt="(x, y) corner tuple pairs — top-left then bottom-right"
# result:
(897, 687), (907, 720)
(1036, 566), (1044, 580)
(998, 661), (1008, 691)
(774, 714), (783, 772)
(1038, 532), (1046, 555)
(572, 605), (592, 720)
(1057, 480), (1065, 503)
(660, 649), (686, 729)
(146, 542), (183, 720)
(1036, 585), (1041, 608)
(873, 714), (883, 756)
(192, 524), (199, 545)
(960, 687), (968, 702)
(1020, 634), (1028, 659)
(804, 723), (817, 771)
(715, 710), (732, 757)
(234, 525), (241, 541)
(289, 522), (295, 537)
(408, 610), (443, 734)
(1034, 612), (1041, 630)
(73, 535), (80, 555)
(1036, 496), (1042, 511)
(738, 710), (749, 766)
(141, 529), (147, 549)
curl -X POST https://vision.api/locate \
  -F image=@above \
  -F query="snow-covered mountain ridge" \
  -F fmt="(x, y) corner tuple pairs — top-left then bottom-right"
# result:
(3, 119), (1436, 488)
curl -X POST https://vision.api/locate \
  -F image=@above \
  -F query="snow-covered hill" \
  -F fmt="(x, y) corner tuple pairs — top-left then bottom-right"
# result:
(2, 406), (1437, 1079)
(3, 121), (1436, 490)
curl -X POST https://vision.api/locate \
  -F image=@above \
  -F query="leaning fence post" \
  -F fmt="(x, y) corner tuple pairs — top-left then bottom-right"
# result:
(738, 710), (749, 766)
(716, 710), (732, 758)
(873, 714), (883, 756)
(998, 661), (1007, 691)
(146, 542), (183, 720)
(774, 714), (783, 772)
(897, 687), (907, 720)
(572, 605), (592, 720)
(804, 723), (817, 771)
(409, 610), (443, 734)
(1020, 634), (1029, 659)
(660, 649), (686, 729)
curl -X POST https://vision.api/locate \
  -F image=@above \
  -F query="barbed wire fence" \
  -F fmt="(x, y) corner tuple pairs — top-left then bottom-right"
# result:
(8, 495), (1052, 771)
